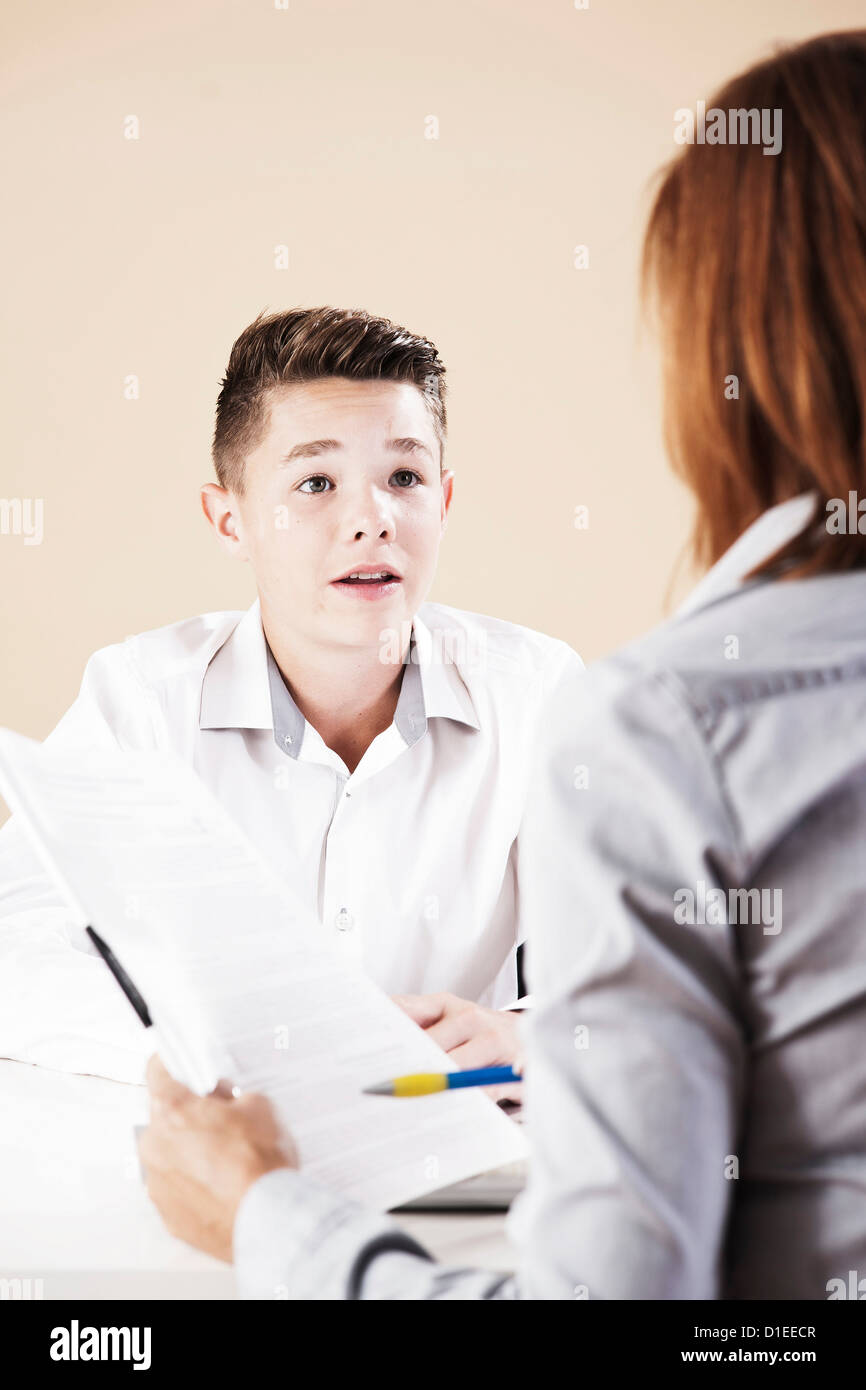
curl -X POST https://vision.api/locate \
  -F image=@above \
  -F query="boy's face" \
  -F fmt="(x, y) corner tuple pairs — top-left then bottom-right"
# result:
(203, 378), (453, 653)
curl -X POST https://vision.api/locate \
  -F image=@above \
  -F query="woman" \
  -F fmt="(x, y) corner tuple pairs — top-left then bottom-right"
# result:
(141, 30), (866, 1300)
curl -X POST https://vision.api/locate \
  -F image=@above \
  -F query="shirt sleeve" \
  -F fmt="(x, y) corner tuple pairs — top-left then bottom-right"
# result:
(512, 642), (586, 955)
(232, 1168), (519, 1300)
(512, 657), (747, 1299)
(0, 644), (162, 1081)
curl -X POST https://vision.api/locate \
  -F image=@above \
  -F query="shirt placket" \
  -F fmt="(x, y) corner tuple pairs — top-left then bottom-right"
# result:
(321, 768), (364, 960)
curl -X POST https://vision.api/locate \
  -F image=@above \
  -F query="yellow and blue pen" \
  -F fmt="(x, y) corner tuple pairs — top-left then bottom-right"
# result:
(363, 1065), (522, 1097)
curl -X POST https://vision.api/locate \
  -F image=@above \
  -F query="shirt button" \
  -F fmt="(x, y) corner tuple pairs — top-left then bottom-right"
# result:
(283, 734), (293, 747)
(335, 907), (354, 931)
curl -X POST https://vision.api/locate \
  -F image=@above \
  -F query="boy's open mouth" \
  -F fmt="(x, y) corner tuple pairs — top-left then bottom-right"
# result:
(330, 565), (403, 599)
(335, 570), (400, 586)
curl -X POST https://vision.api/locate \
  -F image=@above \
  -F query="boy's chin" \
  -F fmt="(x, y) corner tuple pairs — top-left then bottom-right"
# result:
(326, 601), (413, 646)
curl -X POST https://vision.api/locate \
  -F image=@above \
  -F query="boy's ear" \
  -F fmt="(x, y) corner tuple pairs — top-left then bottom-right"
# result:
(440, 469), (455, 528)
(201, 483), (246, 558)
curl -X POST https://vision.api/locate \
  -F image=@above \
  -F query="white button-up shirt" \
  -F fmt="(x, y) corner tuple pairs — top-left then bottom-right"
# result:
(0, 599), (583, 1082)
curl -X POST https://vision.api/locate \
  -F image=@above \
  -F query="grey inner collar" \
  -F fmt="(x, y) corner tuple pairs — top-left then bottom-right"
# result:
(266, 637), (426, 759)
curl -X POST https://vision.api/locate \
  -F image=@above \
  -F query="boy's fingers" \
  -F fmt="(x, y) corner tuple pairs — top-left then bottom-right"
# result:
(390, 993), (448, 1028)
(443, 1036), (502, 1069)
(424, 1011), (479, 1054)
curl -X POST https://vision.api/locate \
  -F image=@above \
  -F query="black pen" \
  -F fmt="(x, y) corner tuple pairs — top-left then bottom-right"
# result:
(86, 925), (153, 1027)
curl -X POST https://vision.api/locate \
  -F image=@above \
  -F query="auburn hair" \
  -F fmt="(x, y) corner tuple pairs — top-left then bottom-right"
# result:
(212, 307), (447, 493)
(642, 30), (866, 579)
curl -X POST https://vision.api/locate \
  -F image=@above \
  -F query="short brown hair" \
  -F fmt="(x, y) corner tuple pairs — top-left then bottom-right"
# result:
(212, 307), (447, 493)
(642, 30), (866, 580)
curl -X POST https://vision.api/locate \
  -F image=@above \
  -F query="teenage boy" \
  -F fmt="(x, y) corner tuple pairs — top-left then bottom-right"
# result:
(0, 307), (583, 1084)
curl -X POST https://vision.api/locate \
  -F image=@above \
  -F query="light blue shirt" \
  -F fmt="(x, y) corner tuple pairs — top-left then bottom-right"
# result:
(234, 494), (866, 1299)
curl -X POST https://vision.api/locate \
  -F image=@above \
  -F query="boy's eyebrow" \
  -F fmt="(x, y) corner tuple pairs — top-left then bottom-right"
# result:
(280, 438), (342, 464)
(280, 436), (433, 464)
(388, 437), (433, 458)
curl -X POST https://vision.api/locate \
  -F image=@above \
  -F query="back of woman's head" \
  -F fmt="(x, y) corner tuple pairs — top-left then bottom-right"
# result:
(643, 30), (866, 579)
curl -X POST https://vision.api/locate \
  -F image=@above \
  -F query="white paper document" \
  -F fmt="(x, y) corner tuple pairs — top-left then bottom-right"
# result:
(0, 728), (528, 1211)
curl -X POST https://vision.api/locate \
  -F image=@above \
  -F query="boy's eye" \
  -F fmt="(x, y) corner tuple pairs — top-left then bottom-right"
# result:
(297, 475), (333, 494)
(392, 469), (421, 487)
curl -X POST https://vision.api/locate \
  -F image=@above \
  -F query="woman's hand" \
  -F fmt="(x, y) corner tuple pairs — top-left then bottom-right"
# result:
(139, 1055), (297, 1262)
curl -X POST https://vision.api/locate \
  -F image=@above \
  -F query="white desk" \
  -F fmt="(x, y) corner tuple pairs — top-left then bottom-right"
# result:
(0, 1059), (514, 1300)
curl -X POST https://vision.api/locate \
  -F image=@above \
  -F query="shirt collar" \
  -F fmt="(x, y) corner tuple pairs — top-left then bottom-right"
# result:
(412, 608), (481, 733)
(199, 599), (481, 756)
(676, 492), (818, 619)
(199, 599), (273, 731)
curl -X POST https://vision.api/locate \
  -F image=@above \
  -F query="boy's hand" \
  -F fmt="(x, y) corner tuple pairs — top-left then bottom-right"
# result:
(391, 992), (525, 1103)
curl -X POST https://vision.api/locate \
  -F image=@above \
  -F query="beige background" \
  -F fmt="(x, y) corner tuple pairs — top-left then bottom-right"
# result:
(1, 0), (862, 748)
